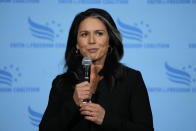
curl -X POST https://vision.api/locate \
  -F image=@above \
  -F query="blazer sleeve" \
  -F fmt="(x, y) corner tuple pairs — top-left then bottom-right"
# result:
(39, 75), (80, 131)
(101, 71), (154, 131)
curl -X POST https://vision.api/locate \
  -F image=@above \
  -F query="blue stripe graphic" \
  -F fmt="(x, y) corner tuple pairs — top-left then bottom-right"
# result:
(165, 62), (191, 86)
(28, 17), (54, 41)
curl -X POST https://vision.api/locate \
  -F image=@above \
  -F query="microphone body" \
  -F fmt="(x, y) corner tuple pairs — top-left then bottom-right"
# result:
(82, 57), (92, 103)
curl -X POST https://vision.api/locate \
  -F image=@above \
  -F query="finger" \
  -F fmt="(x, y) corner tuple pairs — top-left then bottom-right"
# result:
(81, 103), (98, 110)
(81, 90), (92, 96)
(80, 110), (95, 116)
(84, 116), (96, 122)
(80, 110), (89, 115)
(76, 81), (90, 88)
(80, 104), (95, 112)
(76, 86), (91, 92)
(79, 90), (91, 96)
(79, 94), (91, 101)
(78, 91), (92, 101)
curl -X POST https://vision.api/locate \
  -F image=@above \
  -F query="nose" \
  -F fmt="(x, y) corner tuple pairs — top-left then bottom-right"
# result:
(89, 33), (95, 44)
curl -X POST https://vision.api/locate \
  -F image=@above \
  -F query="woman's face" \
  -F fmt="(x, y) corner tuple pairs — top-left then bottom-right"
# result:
(76, 17), (109, 64)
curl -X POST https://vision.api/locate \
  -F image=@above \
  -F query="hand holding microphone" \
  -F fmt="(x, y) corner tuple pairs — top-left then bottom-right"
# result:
(73, 81), (92, 106)
(73, 57), (106, 125)
(73, 57), (92, 106)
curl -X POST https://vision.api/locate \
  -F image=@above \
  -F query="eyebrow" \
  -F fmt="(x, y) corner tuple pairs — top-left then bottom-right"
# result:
(79, 30), (106, 33)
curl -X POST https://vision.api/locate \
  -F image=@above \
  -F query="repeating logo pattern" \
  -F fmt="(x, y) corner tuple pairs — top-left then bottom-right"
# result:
(0, 65), (21, 88)
(148, 62), (196, 93)
(189, 43), (196, 48)
(0, 0), (39, 3)
(165, 62), (196, 86)
(10, 17), (66, 48)
(28, 106), (42, 127)
(28, 17), (64, 42)
(117, 18), (151, 42)
(165, 62), (191, 86)
(58, 0), (129, 4)
(147, 0), (196, 4)
(116, 18), (169, 48)
(0, 64), (39, 93)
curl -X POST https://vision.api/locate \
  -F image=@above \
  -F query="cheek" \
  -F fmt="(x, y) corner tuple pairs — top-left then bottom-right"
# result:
(99, 40), (109, 53)
(100, 37), (109, 48)
(77, 39), (87, 50)
(77, 38), (84, 46)
(77, 41), (89, 57)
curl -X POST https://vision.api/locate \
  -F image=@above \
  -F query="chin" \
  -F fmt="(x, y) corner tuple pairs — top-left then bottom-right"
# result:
(90, 57), (97, 61)
(86, 55), (97, 60)
(87, 56), (97, 62)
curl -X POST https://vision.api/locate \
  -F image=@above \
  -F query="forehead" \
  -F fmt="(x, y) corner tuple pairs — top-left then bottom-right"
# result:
(78, 17), (107, 31)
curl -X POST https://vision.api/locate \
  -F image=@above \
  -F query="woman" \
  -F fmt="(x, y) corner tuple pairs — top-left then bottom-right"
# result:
(39, 8), (154, 131)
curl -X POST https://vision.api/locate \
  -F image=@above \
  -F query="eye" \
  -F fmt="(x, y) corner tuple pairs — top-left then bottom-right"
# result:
(96, 32), (103, 36)
(81, 32), (88, 37)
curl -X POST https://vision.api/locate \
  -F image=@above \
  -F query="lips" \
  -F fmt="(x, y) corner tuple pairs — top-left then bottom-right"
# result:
(88, 48), (98, 53)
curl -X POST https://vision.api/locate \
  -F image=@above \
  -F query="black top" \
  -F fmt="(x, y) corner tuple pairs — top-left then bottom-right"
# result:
(39, 64), (154, 131)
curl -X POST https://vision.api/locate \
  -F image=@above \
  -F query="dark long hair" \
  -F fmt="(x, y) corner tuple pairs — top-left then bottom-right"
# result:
(65, 8), (124, 83)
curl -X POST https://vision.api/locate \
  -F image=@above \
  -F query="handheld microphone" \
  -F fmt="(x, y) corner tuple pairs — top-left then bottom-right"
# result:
(82, 57), (92, 103)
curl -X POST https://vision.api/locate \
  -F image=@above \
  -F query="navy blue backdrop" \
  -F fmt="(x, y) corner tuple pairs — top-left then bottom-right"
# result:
(0, 0), (196, 131)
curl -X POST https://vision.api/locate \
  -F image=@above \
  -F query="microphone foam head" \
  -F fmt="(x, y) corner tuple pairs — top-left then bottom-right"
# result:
(82, 57), (92, 66)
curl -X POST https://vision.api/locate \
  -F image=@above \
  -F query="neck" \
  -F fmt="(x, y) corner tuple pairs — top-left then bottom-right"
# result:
(92, 54), (107, 71)
(90, 62), (104, 94)
(91, 56), (105, 75)
(91, 64), (102, 75)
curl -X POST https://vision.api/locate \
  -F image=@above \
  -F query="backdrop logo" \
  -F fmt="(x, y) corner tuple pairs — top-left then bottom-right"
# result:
(28, 106), (42, 127)
(147, 0), (196, 4)
(0, 65), (21, 91)
(165, 62), (194, 86)
(117, 18), (170, 48)
(117, 18), (151, 42)
(28, 17), (63, 42)
(0, 0), (40, 3)
(10, 17), (66, 48)
(148, 62), (196, 93)
(164, 62), (196, 93)
(58, 0), (129, 4)
(189, 43), (196, 48)
(0, 65), (40, 93)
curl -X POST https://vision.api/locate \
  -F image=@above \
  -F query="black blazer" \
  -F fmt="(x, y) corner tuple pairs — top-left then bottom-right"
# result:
(39, 64), (154, 131)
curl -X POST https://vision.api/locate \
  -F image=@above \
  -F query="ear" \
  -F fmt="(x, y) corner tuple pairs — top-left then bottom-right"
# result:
(76, 44), (79, 49)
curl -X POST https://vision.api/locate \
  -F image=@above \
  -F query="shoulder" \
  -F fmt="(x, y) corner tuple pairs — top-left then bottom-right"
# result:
(51, 72), (76, 91)
(121, 64), (147, 87)
(118, 64), (144, 84)
(52, 72), (70, 84)
(119, 63), (141, 78)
